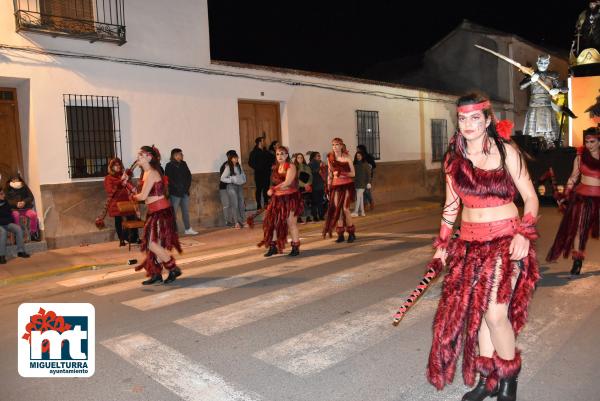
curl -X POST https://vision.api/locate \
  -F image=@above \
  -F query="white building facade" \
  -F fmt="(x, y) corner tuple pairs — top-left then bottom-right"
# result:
(1, 0), (469, 248)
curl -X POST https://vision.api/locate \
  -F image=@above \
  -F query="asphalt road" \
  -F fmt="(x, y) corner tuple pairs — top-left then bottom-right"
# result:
(0, 207), (598, 401)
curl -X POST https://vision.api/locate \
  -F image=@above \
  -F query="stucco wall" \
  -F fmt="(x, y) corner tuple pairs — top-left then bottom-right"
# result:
(0, 0), (455, 247)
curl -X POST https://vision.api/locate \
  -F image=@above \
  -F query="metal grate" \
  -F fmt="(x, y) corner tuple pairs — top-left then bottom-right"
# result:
(14, 0), (126, 45)
(356, 110), (380, 160)
(431, 119), (448, 162)
(64, 94), (122, 178)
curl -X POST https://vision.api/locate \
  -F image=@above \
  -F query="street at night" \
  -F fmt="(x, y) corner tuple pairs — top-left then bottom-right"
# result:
(0, 205), (598, 401)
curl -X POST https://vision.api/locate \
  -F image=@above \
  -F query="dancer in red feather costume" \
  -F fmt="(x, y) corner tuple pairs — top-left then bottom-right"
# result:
(258, 146), (303, 256)
(426, 94), (540, 401)
(547, 127), (600, 275)
(121, 146), (182, 285)
(322, 138), (356, 242)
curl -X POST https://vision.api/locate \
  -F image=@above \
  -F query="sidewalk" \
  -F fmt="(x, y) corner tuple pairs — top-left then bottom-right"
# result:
(0, 198), (440, 286)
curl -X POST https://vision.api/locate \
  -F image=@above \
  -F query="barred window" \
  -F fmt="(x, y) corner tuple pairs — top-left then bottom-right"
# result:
(356, 110), (380, 160)
(431, 119), (448, 162)
(64, 94), (122, 178)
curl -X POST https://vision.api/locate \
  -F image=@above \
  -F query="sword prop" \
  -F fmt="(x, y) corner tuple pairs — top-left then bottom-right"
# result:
(392, 258), (444, 326)
(475, 45), (577, 118)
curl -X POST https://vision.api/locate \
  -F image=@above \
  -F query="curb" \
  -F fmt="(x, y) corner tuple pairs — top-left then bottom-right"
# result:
(0, 263), (117, 287)
(1, 202), (439, 287)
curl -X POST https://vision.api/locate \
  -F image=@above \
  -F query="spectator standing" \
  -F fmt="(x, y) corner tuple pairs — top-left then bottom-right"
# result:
(351, 151), (371, 217)
(104, 157), (140, 247)
(309, 152), (326, 221)
(165, 148), (198, 235)
(218, 156), (233, 226)
(220, 150), (247, 228)
(294, 153), (313, 223)
(5, 175), (40, 241)
(0, 188), (30, 264)
(248, 137), (272, 210)
(357, 144), (376, 210)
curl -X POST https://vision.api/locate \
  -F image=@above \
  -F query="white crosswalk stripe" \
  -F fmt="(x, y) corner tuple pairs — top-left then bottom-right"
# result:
(253, 296), (438, 376)
(174, 245), (432, 336)
(58, 245), (258, 288)
(122, 241), (402, 311)
(102, 333), (262, 401)
(87, 232), (405, 297)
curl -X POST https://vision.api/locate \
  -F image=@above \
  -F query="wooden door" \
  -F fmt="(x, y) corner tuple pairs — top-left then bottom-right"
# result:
(237, 101), (281, 168)
(0, 88), (23, 184)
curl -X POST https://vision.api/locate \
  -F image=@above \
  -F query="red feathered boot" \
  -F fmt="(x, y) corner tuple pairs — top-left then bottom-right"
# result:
(461, 356), (498, 401)
(571, 251), (584, 275)
(264, 241), (278, 257)
(288, 241), (300, 257)
(494, 350), (521, 401)
(346, 225), (356, 243)
(163, 257), (182, 284)
(335, 226), (345, 243)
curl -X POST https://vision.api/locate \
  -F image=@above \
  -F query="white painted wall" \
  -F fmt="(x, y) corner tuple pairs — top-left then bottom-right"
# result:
(5, 0), (211, 66)
(0, 0), (459, 232)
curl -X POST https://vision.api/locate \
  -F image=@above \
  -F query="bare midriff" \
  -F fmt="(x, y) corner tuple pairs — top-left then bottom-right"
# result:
(581, 174), (600, 186)
(461, 202), (519, 223)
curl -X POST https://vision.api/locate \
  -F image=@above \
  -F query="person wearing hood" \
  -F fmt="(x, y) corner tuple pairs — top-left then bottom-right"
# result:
(165, 148), (198, 235)
(0, 188), (30, 264)
(104, 157), (140, 247)
(5, 175), (40, 241)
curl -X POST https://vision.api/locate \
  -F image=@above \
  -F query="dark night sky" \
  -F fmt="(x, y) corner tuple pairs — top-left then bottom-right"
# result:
(208, 0), (585, 78)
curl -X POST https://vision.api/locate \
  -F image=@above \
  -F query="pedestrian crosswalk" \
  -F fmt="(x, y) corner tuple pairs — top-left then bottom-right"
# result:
(174, 245), (431, 336)
(91, 231), (600, 401)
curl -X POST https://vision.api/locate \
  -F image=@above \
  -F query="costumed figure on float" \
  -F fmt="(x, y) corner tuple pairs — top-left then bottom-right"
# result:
(424, 94), (540, 401)
(546, 127), (600, 275)
(322, 138), (356, 243)
(258, 146), (303, 257)
(519, 54), (569, 147)
(121, 146), (182, 285)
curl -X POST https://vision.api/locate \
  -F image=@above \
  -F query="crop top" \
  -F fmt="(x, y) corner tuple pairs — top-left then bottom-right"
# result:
(330, 159), (353, 186)
(140, 178), (166, 197)
(271, 163), (299, 195)
(580, 149), (600, 179)
(446, 155), (517, 209)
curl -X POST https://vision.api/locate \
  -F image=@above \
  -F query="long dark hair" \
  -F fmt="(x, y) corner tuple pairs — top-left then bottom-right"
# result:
(445, 93), (520, 174)
(354, 150), (366, 163)
(140, 145), (164, 176)
(226, 152), (239, 176)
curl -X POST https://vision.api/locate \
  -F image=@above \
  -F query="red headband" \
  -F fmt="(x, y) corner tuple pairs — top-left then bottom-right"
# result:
(457, 100), (491, 113)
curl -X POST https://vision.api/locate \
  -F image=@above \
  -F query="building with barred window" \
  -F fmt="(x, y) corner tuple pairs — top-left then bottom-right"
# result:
(1, 0), (512, 248)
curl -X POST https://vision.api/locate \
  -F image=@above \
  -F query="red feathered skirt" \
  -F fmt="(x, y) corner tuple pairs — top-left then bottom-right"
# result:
(547, 187), (600, 262)
(322, 182), (355, 237)
(135, 202), (182, 276)
(258, 192), (303, 252)
(426, 221), (540, 390)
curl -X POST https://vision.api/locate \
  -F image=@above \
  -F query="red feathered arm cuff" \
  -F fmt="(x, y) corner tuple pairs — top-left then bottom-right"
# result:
(433, 224), (453, 249)
(515, 212), (538, 240)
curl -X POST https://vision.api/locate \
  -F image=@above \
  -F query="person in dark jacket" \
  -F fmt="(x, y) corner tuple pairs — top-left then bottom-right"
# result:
(309, 152), (326, 221)
(0, 188), (30, 264)
(5, 175), (40, 241)
(357, 144), (376, 210)
(165, 148), (198, 235)
(248, 137), (272, 209)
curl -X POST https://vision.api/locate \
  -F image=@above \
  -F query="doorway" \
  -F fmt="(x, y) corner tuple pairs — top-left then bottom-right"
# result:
(0, 88), (23, 183)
